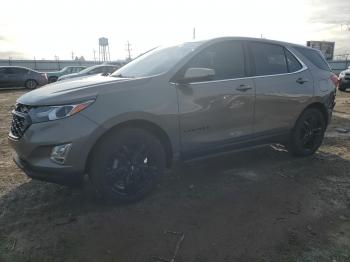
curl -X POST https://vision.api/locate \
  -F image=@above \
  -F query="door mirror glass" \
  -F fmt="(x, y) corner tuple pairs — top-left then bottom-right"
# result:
(181, 67), (215, 83)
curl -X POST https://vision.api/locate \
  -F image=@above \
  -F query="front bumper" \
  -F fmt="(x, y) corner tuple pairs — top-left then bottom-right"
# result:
(12, 152), (84, 186)
(8, 113), (101, 186)
(339, 78), (350, 89)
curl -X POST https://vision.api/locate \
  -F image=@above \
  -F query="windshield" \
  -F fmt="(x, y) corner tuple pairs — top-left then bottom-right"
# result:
(111, 42), (202, 78)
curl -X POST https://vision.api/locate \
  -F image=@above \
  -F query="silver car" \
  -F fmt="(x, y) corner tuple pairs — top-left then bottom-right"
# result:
(8, 37), (337, 202)
(58, 65), (119, 81)
(338, 66), (350, 91)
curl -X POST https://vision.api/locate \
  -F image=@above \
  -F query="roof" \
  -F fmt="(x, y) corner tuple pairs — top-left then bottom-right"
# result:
(184, 36), (313, 50)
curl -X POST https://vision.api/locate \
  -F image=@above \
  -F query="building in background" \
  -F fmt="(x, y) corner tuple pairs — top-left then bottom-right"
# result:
(307, 41), (335, 60)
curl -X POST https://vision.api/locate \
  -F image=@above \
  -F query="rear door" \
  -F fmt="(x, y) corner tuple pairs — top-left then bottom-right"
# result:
(12, 68), (29, 86)
(176, 40), (255, 157)
(248, 41), (314, 136)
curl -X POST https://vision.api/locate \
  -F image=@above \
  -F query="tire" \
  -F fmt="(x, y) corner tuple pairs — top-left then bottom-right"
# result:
(49, 77), (58, 83)
(338, 86), (346, 92)
(25, 79), (38, 89)
(89, 127), (166, 203)
(287, 108), (326, 157)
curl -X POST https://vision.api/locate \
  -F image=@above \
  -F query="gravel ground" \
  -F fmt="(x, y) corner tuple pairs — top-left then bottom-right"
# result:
(0, 89), (350, 262)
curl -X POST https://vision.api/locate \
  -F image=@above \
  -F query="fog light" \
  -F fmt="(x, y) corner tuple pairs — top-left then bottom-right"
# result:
(50, 143), (72, 164)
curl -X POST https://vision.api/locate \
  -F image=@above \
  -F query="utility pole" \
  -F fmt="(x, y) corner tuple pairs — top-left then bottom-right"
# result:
(54, 55), (60, 70)
(93, 49), (97, 63)
(193, 27), (196, 40)
(71, 51), (74, 60)
(126, 41), (132, 60)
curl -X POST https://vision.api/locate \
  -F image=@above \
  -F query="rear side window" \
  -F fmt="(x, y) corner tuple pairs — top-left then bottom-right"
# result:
(106, 67), (117, 73)
(12, 68), (29, 74)
(250, 42), (288, 76)
(285, 49), (302, 72)
(294, 47), (331, 71)
(185, 40), (246, 80)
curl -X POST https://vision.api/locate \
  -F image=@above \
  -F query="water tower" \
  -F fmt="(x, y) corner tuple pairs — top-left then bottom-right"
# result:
(99, 37), (110, 62)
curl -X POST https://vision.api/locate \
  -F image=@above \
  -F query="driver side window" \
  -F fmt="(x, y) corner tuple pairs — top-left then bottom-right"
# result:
(183, 41), (246, 81)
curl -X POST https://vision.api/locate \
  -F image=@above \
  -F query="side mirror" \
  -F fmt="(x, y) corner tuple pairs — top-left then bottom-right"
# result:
(179, 67), (215, 83)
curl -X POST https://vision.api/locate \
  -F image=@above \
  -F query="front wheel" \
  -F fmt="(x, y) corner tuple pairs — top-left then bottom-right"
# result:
(287, 108), (326, 157)
(89, 128), (166, 203)
(48, 77), (58, 83)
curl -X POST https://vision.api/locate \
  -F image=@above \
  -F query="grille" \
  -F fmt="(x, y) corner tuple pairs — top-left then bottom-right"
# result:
(10, 104), (32, 139)
(15, 103), (32, 114)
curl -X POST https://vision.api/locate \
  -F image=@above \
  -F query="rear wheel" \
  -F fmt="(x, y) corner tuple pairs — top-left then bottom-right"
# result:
(89, 128), (166, 203)
(287, 108), (326, 157)
(25, 79), (38, 89)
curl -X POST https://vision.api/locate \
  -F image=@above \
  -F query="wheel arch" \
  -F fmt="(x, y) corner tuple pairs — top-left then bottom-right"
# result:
(300, 102), (329, 126)
(86, 119), (174, 172)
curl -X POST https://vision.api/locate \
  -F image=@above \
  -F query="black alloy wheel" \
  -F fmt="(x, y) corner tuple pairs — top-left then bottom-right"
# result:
(288, 108), (326, 156)
(89, 128), (166, 203)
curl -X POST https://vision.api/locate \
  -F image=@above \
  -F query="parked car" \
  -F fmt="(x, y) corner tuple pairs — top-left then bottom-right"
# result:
(58, 65), (119, 81)
(46, 66), (86, 83)
(9, 37), (337, 202)
(338, 67), (350, 91)
(0, 66), (48, 89)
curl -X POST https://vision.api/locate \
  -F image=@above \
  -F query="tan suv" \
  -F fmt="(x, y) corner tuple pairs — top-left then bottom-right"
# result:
(9, 37), (337, 202)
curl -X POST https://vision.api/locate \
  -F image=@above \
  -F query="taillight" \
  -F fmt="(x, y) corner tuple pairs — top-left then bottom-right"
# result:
(330, 74), (339, 86)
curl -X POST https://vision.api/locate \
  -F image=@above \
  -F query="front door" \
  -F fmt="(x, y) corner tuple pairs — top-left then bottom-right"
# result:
(175, 40), (255, 157)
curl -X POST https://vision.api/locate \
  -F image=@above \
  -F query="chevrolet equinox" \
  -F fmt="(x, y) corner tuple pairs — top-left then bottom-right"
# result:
(9, 37), (337, 202)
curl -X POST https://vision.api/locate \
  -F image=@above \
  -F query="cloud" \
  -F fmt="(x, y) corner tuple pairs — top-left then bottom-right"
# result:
(0, 51), (26, 59)
(309, 0), (350, 24)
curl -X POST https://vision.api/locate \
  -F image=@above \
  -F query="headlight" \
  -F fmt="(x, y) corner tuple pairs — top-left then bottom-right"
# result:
(29, 100), (95, 123)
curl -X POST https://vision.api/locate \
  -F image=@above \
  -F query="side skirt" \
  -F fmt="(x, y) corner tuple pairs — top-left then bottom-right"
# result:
(180, 130), (290, 163)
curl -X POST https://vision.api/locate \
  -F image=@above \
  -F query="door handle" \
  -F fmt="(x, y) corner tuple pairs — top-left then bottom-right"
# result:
(296, 77), (309, 84)
(236, 84), (252, 92)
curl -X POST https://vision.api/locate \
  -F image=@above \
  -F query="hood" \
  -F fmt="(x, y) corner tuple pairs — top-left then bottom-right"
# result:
(341, 69), (350, 74)
(17, 75), (148, 106)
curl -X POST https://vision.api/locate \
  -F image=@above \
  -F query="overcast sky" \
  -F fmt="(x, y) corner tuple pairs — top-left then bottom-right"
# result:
(0, 0), (349, 60)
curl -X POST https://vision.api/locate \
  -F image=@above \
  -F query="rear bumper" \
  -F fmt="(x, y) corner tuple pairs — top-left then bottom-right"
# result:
(38, 78), (49, 86)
